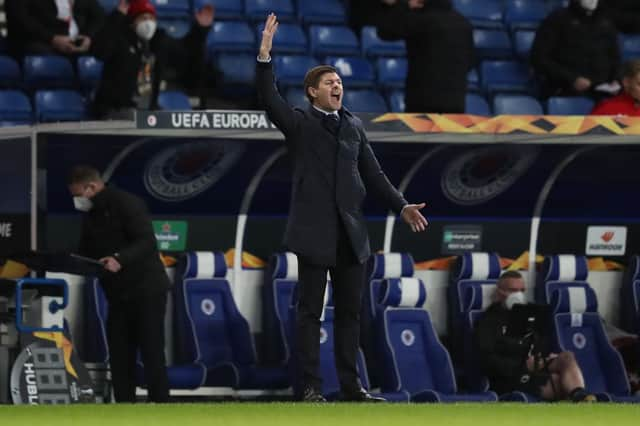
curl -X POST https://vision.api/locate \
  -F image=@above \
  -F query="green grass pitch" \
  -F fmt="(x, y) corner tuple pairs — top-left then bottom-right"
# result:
(2, 403), (640, 426)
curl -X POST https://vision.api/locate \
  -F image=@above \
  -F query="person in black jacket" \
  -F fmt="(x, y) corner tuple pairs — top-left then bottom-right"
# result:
(256, 14), (428, 402)
(91, 0), (213, 119)
(68, 165), (169, 403)
(474, 271), (595, 402)
(5, 0), (104, 56)
(531, 0), (621, 99)
(376, 0), (474, 113)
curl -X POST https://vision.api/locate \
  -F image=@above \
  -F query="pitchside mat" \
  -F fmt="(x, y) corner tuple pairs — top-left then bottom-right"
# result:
(1, 403), (639, 426)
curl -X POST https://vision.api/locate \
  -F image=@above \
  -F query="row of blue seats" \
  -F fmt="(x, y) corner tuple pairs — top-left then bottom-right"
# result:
(0, 89), (192, 126)
(99, 0), (349, 23)
(100, 0), (564, 32)
(0, 87), (594, 127)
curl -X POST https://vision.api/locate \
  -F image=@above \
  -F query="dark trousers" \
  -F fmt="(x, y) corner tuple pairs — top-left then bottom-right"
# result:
(295, 222), (366, 395)
(106, 290), (169, 403)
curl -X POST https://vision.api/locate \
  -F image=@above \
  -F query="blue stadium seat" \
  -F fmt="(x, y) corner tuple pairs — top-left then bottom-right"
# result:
(505, 0), (548, 31)
(361, 253), (415, 387)
(467, 68), (480, 92)
(387, 90), (404, 112)
(297, 0), (347, 25)
(514, 30), (536, 60)
(473, 29), (513, 59)
(536, 254), (589, 303)
(620, 34), (640, 61)
(202, 0), (244, 20)
(174, 252), (289, 389)
(551, 286), (640, 402)
(158, 18), (192, 38)
(0, 55), (22, 88)
(273, 55), (318, 88)
(343, 90), (388, 113)
(319, 307), (410, 402)
(325, 56), (375, 89)
(285, 87), (308, 109)
(481, 60), (532, 95)
(34, 90), (87, 122)
(158, 90), (192, 110)
(448, 252), (502, 360)
(453, 0), (504, 29)
(98, 0), (118, 12)
(376, 277), (498, 402)
(361, 26), (406, 58)
(77, 56), (104, 92)
(0, 90), (33, 125)
(262, 252), (299, 365)
(245, 0), (295, 21)
(309, 25), (360, 57)
(376, 57), (407, 90)
(255, 23), (307, 55)
(207, 21), (255, 54)
(546, 96), (594, 115)
(24, 55), (75, 90)
(215, 54), (257, 98)
(465, 93), (490, 115)
(620, 255), (640, 334)
(493, 94), (543, 115)
(150, 0), (190, 19)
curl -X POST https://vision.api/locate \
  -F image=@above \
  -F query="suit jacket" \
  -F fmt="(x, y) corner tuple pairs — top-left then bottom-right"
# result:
(78, 187), (170, 303)
(256, 61), (407, 266)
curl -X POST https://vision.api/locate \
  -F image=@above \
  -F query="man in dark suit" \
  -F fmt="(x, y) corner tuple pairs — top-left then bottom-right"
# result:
(68, 165), (169, 403)
(256, 14), (428, 402)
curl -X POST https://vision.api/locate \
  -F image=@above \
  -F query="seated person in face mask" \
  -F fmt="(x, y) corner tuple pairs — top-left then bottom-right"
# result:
(531, 0), (621, 100)
(90, 0), (214, 119)
(474, 271), (595, 402)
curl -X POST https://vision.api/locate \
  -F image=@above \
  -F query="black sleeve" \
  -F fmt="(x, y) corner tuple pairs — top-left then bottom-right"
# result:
(531, 14), (579, 85)
(357, 126), (407, 214)
(475, 312), (527, 380)
(82, 0), (106, 39)
(91, 10), (128, 61)
(164, 20), (210, 73)
(115, 194), (158, 267)
(255, 60), (301, 143)
(8, 0), (55, 44)
(78, 217), (91, 257)
(606, 27), (622, 82)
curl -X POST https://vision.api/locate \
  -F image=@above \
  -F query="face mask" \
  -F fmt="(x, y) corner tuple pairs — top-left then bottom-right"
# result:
(504, 291), (526, 310)
(135, 19), (157, 41)
(579, 0), (598, 11)
(73, 196), (93, 212)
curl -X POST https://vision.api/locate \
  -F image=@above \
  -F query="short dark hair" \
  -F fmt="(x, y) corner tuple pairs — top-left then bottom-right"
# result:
(67, 165), (102, 185)
(623, 59), (640, 79)
(498, 270), (523, 285)
(303, 65), (338, 103)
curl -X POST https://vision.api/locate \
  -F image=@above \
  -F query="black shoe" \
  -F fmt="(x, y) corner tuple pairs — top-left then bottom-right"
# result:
(342, 389), (386, 402)
(302, 387), (327, 403)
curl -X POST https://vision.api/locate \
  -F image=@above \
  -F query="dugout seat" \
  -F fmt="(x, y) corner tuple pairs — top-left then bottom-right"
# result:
(376, 277), (498, 402)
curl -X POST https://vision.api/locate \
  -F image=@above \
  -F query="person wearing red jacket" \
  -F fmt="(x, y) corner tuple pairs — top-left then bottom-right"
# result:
(592, 59), (640, 116)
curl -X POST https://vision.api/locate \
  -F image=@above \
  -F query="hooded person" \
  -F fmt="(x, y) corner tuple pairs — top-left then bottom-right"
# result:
(90, 0), (214, 119)
(531, 0), (621, 99)
(376, 0), (474, 113)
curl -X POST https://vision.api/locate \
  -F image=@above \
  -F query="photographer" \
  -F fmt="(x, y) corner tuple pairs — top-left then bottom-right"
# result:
(474, 271), (595, 402)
